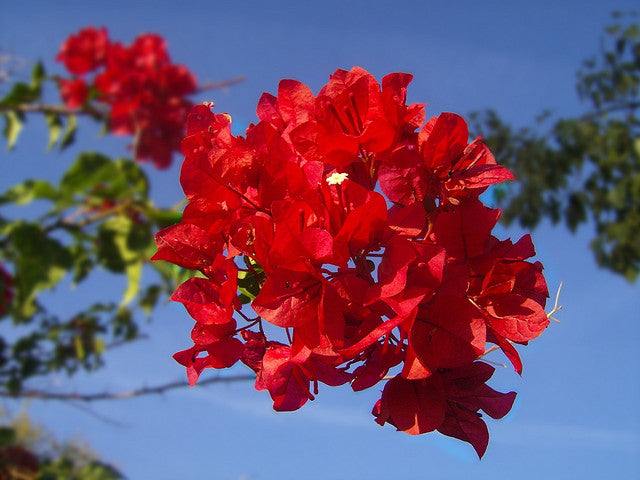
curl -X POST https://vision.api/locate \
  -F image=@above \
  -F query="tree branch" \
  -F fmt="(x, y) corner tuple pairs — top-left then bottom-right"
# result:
(198, 75), (246, 92)
(0, 373), (255, 402)
(0, 102), (105, 118)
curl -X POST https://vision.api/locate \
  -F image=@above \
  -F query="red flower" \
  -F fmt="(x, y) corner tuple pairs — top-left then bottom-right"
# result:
(373, 362), (516, 457)
(56, 28), (197, 168)
(154, 67), (550, 456)
(418, 112), (514, 205)
(58, 77), (89, 109)
(56, 26), (109, 75)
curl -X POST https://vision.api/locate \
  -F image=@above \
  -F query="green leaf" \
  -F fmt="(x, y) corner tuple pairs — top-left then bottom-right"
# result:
(97, 217), (134, 273)
(59, 153), (149, 205)
(115, 158), (149, 198)
(70, 244), (93, 285)
(30, 60), (46, 90)
(112, 307), (137, 341)
(139, 284), (162, 314)
(122, 261), (142, 306)
(59, 114), (77, 151)
(60, 152), (116, 198)
(0, 179), (57, 205)
(0, 82), (39, 108)
(237, 269), (261, 302)
(146, 207), (182, 229)
(3, 111), (23, 149)
(78, 461), (126, 480)
(45, 113), (63, 150)
(93, 337), (106, 355)
(97, 216), (150, 304)
(10, 223), (73, 318)
(73, 335), (85, 361)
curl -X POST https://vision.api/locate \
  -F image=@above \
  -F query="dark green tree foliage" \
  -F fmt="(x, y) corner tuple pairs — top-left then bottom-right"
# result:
(470, 12), (640, 281)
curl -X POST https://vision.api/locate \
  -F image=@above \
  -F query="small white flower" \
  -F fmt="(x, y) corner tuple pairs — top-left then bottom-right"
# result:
(326, 172), (349, 185)
(202, 101), (215, 108)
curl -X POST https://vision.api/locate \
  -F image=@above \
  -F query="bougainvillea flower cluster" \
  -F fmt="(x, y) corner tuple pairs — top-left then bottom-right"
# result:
(153, 67), (550, 457)
(56, 27), (197, 168)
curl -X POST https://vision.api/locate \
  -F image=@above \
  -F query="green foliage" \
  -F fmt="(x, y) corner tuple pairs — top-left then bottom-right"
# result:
(470, 12), (640, 281)
(237, 255), (265, 304)
(1, 61), (46, 150)
(39, 457), (125, 480)
(0, 151), (186, 392)
(10, 223), (73, 318)
(0, 61), (45, 109)
(2, 110), (23, 149)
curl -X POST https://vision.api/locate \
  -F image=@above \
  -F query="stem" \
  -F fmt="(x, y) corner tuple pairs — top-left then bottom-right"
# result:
(0, 374), (255, 402)
(0, 102), (105, 119)
(234, 318), (261, 333)
(197, 75), (246, 93)
(235, 309), (259, 324)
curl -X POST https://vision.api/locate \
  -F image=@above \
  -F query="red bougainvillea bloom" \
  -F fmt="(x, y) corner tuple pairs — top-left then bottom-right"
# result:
(153, 67), (551, 457)
(56, 27), (197, 168)
(58, 78), (89, 109)
(56, 26), (109, 75)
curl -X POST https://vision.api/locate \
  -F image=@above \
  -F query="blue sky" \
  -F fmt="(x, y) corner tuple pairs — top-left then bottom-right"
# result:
(1, 1), (639, 479)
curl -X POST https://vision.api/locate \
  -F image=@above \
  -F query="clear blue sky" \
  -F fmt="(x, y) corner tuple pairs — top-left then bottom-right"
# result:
(1, 1), (639, 479)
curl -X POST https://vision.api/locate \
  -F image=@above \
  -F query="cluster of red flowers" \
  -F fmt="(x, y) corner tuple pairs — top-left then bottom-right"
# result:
(0, 264), (13, 317)
(56, 27), (197, 168)
(153, 67), (550, 457)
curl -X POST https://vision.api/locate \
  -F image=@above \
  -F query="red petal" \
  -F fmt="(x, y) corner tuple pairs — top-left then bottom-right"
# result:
(419, 113), (469, 171)
(431, 200), (500, 260)
(411, 297), (486, 369)
(483, 294), (550, 342)
(171, 277), (234, 325)
(374, 375), (446, 435)
(152, 223), (223, 271)
(276, 79), (315, 126)
(206, 337), (244, 369)
(252, 265), (322, 328)
(259, 345), (312, 411)
(438, 405), (489, 458)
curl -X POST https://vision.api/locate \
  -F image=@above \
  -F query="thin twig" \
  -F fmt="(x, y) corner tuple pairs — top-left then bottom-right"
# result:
(0, 374), (255, 402)
(0, 102), (105, 119)
(63, 400), (130, 427)
(198, 75), (246, 92)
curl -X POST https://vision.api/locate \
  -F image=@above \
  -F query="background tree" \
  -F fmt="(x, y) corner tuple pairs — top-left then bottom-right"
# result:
(470, 11), (640, 281)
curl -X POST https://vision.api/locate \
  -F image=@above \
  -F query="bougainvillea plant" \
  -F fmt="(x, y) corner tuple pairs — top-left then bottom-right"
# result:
(153, 67), (550, 457)
(56, 27), (197, 168)
(0, 26), (222, 393)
